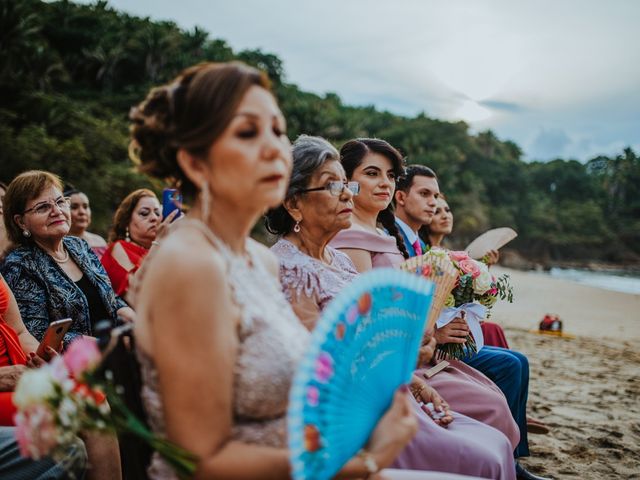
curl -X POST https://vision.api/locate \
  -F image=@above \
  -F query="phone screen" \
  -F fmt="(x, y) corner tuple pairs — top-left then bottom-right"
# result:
(162, 188), (182, 221)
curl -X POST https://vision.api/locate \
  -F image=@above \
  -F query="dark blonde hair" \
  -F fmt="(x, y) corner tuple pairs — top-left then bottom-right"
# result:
(3, 170), (64, 246)
(109, 189), (157, 243)
(129, 61), (271, 201)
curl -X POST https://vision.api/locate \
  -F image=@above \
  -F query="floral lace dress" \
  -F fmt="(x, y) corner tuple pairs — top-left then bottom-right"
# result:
(136, 220), (310, 479)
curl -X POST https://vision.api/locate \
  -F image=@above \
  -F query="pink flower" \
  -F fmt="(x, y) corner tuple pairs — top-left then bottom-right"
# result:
(346, 305), (359, 325)
(449, 251), (470, 262)
(14, 405), (58, 459)
(315, 352), (334, 383)
(458, 259), (481, 279)
(64, 337), (101, 378)
(306, 386), (320, 407)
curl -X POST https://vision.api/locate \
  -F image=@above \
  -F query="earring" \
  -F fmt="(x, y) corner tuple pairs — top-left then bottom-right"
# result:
(22, 229), (31, 238)
(125, 227), (130, 242)
(293, 220), (301, 233)
(201, 180), (211, 224)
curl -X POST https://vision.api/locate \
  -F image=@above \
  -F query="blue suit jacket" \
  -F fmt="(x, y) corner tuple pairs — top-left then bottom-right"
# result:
(395, 221), (426, 258)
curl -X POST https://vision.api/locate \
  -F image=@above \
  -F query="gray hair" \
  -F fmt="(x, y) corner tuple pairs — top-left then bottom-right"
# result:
(264, 135), (340, 235)
(287, 135), (340, 197)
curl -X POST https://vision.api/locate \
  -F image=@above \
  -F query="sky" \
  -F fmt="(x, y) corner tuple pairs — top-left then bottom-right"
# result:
(79, 0), (640, 161)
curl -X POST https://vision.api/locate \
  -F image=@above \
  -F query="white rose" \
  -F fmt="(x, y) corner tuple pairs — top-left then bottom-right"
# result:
(13, 368), (56, 409)
(473, 269), (493, 295)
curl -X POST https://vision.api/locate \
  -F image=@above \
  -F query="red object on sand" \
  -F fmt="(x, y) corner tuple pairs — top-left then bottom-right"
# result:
(539, 314), (562, 332)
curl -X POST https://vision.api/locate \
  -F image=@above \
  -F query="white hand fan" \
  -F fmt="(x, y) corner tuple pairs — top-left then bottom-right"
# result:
(464, 227), (517, 259)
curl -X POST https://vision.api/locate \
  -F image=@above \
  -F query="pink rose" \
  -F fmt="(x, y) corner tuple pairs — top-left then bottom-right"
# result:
(15, 405), (58, 459)
(458, 259), (481, 279)
(449, 251), (470, 262)
(63, 337), (101, 377)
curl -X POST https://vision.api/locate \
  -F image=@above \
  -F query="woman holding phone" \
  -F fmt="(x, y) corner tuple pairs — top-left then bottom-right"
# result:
(130, 62), (420, 479)
(0, 273), (120, 480)
(1, 171), (134, 345)
(101, 189), (178, 298)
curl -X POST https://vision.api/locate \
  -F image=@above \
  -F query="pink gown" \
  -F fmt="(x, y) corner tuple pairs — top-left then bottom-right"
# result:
(329, 229), (520, 449)
(273, 238), (516, 479)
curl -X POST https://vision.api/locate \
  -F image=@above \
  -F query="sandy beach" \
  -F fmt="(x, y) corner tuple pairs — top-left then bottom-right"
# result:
(487, 268), (640, 479)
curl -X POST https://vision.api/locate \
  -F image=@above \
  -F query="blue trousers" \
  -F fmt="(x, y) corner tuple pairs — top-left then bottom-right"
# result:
(463, 346), (530, 458)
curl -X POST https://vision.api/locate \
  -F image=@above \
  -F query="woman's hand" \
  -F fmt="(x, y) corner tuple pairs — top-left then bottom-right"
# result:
(365, 387), (418, 470)
(484, 249), (500, 266)
(417, 329), (436, 366)
(0, 364), (27, 391)
(154, 209), (181, 244)
(26, 347), (58, 368)
(434, 317), (469, 345)
(410, 376), (454, 428)
(117, 306), (136, 323)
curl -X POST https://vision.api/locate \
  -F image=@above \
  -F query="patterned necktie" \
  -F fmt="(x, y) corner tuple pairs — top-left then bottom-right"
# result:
(412, 239), (423, 256)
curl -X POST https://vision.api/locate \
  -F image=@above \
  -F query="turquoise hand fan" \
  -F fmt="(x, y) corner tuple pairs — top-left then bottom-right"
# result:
(287, 268), (434, 480)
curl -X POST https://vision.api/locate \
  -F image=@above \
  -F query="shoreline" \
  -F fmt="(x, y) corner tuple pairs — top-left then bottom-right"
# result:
(488, 267), (640, 341)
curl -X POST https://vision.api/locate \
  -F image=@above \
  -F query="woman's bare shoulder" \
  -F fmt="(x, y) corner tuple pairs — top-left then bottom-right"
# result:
(247, 238), (279, 278)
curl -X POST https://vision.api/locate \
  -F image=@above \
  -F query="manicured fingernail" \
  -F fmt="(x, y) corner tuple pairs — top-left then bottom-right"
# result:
(399, 384), (410, 393)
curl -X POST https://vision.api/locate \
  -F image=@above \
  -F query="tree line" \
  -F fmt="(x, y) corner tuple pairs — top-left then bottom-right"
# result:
(1, 0), (638, 264)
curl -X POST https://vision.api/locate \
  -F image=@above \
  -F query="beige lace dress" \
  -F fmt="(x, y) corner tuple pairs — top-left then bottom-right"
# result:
(135, 220), (310, 479)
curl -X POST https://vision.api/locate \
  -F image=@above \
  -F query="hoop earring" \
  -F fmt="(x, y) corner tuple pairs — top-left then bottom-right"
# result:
(125, 227), (130, 242)
(22, 229), (31, 238)
(293, 220), (301, 233)
(201, 180), (210, 224)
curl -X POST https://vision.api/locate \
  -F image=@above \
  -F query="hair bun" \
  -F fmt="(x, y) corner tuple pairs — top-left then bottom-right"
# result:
(129, 85), (180, 182)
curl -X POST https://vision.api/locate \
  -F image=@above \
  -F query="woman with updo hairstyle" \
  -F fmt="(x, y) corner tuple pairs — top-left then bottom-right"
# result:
(130, 62), (419, 479)
(329, 138), (409, 271)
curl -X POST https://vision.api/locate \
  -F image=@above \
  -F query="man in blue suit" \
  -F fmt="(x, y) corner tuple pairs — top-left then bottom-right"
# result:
(394, 165), (549, 480)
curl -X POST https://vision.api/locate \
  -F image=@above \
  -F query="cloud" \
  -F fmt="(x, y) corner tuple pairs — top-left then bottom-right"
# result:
(75, 0), (640, 161)
(479, 100), (527, 114)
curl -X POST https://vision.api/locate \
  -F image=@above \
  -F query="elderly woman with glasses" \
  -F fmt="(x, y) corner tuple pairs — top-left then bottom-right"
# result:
(1, 171), (134, 348)
(267, 136), (517, 479)
(266, 135), (360, 328)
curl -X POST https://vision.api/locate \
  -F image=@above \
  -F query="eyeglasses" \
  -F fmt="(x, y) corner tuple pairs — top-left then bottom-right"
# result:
(300, 181), (360, 197)
(23, 197), (71, 216)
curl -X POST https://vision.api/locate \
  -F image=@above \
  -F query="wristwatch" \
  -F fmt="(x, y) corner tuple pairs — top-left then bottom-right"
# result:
(357, 449), (379, 478)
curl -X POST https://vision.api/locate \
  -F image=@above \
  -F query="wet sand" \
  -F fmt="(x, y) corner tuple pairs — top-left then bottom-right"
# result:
(487, 268), (640, 479)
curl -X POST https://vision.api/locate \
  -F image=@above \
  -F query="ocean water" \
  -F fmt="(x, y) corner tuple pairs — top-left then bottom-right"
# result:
(548, 268), (640, 295)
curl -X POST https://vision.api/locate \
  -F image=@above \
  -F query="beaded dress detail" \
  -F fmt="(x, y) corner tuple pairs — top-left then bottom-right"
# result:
(136, 220), (310, 479)
(271, 238), (358, 313)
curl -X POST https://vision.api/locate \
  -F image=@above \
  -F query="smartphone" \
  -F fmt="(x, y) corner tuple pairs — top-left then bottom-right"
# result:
(162, 188), (182, 221)
(36, 318), (73, 360)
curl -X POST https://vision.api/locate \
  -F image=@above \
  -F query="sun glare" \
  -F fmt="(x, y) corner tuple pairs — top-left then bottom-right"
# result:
(452, 100), (493, 123)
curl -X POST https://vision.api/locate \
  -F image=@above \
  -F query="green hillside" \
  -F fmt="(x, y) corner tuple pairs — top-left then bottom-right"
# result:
(1, 0), (638, 263)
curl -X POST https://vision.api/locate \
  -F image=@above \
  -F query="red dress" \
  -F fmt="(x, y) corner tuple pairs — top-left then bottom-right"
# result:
(0, 277), (27, 425)
(100, 240), (149, 297)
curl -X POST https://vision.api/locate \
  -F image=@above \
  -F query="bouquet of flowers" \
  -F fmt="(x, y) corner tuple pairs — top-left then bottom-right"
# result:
(13, 337), (197, 479)
(438, 250), (514, 359)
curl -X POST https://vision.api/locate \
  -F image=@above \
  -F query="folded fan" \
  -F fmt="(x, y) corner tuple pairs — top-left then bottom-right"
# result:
(287, 269), (434, 480)
(398, 249), (458, 334)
